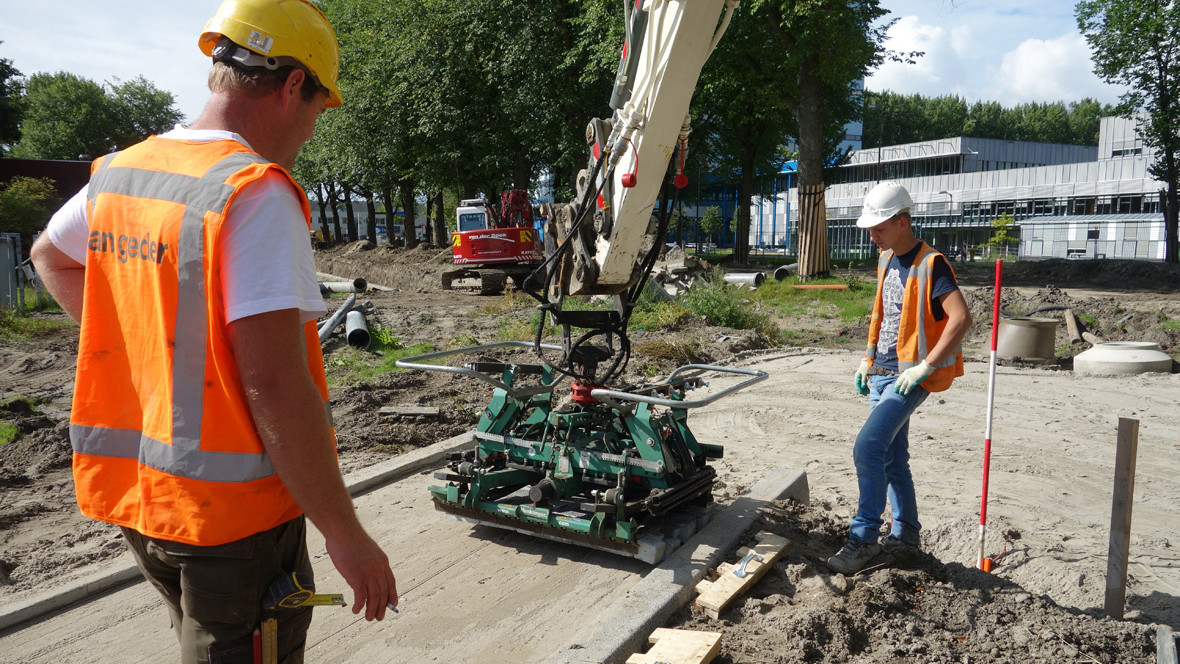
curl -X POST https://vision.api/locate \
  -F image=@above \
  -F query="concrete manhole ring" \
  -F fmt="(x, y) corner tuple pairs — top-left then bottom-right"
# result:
(1072, 341), (1174, 375)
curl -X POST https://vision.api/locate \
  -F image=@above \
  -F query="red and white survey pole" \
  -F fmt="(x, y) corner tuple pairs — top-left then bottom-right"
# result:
(978, 259), (1003, 572)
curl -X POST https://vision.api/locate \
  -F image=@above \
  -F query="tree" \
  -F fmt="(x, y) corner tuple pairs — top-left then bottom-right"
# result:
(11, 72), (183, 160)
(754, 0), (900, 280)
(699, 205), (723, 251)
(0, 176), (58, 246)
(107, 76), (185, 149)
(0, 47), (23, 154)
(694, 4), (797, 266)
(11, 72), (114, 159)
(1078, 0), (1180, 262)
(982, 213), (1020, 258)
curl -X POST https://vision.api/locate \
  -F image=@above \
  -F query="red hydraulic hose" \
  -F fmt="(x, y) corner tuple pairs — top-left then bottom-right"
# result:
(978, 259), (1003, 572)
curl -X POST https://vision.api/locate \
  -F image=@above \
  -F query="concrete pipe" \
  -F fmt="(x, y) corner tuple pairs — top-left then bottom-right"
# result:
(317, 294), (356, 343)
(319, 278), (367, 295)
(773, 264), (798, 281)
(345, 310), (371, 350)
(996, 316), (1058, 364)
(723, 272), (765, 288)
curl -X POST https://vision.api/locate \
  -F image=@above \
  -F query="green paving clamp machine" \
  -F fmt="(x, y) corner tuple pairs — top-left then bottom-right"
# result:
(395, 0), (750, 563)
(396, 343), (765, 563)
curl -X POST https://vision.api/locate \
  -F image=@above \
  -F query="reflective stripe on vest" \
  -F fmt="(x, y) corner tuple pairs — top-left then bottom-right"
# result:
(74, 150), (274, 483)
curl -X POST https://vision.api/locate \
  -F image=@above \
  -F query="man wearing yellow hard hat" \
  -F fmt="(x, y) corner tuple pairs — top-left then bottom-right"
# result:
(31, 1), (397, 661)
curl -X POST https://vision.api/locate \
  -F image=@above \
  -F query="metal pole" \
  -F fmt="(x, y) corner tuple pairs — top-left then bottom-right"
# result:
(978, 259), (1002, 572)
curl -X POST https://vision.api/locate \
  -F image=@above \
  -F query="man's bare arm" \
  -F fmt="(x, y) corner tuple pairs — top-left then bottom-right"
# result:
(927, 289), (973, 367)
(30, 235), (85, 322)
(228, 309), (397, 620)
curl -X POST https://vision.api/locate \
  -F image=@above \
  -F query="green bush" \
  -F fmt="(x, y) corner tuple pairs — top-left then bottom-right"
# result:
(680, 276), (780, 342)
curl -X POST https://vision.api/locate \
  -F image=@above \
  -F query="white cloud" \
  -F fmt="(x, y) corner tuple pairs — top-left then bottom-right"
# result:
(867, 15), (976, 99)
(988, 33), (1124, 104)
(867, 9), (1128, 105)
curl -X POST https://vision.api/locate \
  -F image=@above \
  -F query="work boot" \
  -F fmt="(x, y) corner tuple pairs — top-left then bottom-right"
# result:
(826, 538), (881, 575)
(881, 533), (920, 553)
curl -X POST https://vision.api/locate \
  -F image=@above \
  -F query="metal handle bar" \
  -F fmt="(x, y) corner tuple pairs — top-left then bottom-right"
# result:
(590, 364), (767, 409)
(394, 341), (566, 398)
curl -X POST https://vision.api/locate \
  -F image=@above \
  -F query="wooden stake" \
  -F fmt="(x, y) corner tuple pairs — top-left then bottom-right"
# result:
(1104, 417), (1139, 620)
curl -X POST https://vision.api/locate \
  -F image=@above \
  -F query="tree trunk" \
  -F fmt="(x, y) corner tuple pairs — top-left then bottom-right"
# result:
(400, 180), (418, 249)
(313, 183), (331, 243)
(797, 183), (829, 279)
(794, 62), (830, 280)
(364, 194), (378, 245)
(1165, 147), (1178, 263)
(433, 191), (448, 247)
(342, 186), (357, 243)
(381, 187), (395, 244)
(734, 144), (757, 265)
(327, 181), (342, 244)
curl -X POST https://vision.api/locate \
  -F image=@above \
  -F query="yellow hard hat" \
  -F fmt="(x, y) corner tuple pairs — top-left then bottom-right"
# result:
(199, 0), (342, 108)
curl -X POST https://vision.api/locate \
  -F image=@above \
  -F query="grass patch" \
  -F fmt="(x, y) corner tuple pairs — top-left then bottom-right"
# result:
(325, 324), (435, 387)
(750, 273), (874, 324)
(0, 308), (75, 341)
(680, 276), (781, 343)
(1077, 312), (1098, 328)
(0, 421), (17, 446)
(1157, 316), (1180, 331)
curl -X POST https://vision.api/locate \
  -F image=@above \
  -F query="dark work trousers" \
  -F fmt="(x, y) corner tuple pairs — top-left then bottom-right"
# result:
(121, 517), (313, 664)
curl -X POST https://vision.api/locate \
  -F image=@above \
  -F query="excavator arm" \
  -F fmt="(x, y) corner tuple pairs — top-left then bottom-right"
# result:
(528, 0), (739, 383)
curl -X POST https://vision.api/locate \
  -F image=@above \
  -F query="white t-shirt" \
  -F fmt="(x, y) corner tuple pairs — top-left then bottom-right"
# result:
(44, 127), (326, 324)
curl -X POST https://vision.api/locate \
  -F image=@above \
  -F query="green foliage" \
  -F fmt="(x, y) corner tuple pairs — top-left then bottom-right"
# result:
(1078, 0), (1180, 261)
(11, 72), (182, 159)
(106, 76), (185, 149)
(753, 275), (874, 323)
(699, 206), (723, 240)
(325, 341), (435, 387)
(982, 213), (1020, 250)
(862, 91), (1115, 147)
(0, 176), (58, 245)
(0, 420), (17, 446)
(0, 48), (23, 152)
(0, 308), (75, 341)
(680, 275), (780, 342)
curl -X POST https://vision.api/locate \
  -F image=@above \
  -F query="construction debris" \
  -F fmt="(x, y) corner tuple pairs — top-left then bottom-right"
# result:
(694, 531), (790, 619)
(378, 406), (440, 418)
(625, 628), (722, 664)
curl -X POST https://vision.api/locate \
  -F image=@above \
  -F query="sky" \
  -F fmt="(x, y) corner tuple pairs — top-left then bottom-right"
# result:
(1, 0), (1130, 125)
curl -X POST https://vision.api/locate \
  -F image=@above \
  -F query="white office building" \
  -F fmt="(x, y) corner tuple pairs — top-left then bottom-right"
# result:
(751, 116), (1167, 261)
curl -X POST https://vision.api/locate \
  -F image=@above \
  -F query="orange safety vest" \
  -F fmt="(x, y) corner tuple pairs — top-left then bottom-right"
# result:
(70, 137), (329, 546)
(866, 241), (964, 393)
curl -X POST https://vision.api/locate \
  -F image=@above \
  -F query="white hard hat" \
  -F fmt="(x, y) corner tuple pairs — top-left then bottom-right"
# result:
(856, 182), (913, 228)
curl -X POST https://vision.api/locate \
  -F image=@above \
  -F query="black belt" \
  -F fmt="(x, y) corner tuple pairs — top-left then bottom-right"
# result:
(868, 365), (899, 376)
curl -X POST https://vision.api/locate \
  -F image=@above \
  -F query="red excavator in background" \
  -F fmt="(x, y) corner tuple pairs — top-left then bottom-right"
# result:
(442, 189), (546, 295)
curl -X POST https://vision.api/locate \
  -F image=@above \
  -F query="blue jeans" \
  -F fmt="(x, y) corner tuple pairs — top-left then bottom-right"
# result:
(849, 373), (929, 544)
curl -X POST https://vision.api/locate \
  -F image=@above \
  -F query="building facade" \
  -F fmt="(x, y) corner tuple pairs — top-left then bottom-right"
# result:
(750, 116), (1167, 261)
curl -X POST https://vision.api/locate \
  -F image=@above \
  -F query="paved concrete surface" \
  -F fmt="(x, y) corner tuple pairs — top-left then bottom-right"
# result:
(0, 430), (806, 663)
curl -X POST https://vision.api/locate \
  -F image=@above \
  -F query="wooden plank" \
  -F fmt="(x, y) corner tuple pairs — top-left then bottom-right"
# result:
(694, 532), (790, 619)
(1104, 417), (1138, 620)
(378, 406), (440, 417)
(625, 628), (722, 664)
(1158, 625), (1178, 664)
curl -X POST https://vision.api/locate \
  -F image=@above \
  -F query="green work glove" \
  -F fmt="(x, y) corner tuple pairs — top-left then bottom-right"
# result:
(895, 361), (934, 395)
(854, 359), (871, 396)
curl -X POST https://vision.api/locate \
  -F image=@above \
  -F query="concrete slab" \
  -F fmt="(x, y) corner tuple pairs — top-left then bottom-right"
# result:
(0, 431), (474, 634)
(549, 468), (808, 664)
(0, 429), (806, 664)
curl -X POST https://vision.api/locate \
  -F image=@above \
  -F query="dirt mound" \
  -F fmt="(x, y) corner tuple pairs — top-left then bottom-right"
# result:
(314, 242), (455, 292)
(668, 501), (1157, 663)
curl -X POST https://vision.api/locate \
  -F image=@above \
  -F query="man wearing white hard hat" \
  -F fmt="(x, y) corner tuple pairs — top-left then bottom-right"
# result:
(32, 1), (397, 660)
(827, 182), (973, 575)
